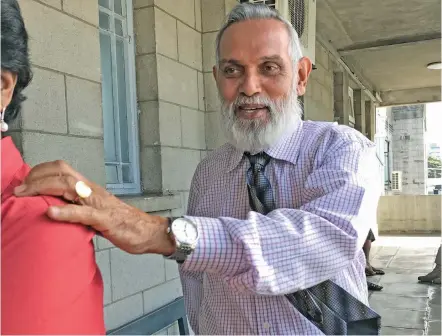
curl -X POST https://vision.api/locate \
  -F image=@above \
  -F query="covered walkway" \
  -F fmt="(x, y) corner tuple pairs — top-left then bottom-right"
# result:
(317, 0), (441, 107)
(369, 235), (441, 335)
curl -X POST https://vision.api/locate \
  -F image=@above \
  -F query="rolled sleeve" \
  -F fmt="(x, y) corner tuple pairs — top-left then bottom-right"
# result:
(182, 216), (246, 277)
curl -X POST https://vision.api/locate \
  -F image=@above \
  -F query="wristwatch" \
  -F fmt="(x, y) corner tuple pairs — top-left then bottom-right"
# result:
(166, 217), (199, 263)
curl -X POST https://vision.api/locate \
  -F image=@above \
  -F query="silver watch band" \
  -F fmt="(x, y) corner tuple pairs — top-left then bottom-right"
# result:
(166, 217), (194, 264)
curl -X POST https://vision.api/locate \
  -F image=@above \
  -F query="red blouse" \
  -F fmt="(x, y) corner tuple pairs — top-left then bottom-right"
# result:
(1, 136), (105, 334)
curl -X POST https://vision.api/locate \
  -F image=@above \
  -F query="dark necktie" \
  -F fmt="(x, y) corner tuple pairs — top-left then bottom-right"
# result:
(244, 152), (381, 335)
(245, 152), (276, 215)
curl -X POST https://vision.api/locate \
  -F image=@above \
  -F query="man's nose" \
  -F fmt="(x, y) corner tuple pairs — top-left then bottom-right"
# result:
(239, 71), (262, 97)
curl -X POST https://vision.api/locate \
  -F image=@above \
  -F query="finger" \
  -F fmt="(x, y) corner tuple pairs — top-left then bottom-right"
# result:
(25, 161), (87, 183)
(17, 161), (107, 202)
(15, 175), (111, 210)
(14, 175), (79, 201)
(47, 205), (111, 232)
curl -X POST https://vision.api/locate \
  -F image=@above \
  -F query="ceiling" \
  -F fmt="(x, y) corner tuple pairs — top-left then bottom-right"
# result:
(316, 0), (441, 106)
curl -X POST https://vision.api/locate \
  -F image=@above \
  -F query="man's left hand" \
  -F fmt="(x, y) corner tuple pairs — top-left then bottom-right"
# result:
(14, 160), (175, 256)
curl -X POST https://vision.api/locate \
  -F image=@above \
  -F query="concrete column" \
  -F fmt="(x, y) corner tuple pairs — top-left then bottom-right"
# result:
(365, 100), (376, 141)
(333, 72), (350, 126)
(202, 0), (229, 150)
(136, 0), (204, 194)
(303, 42), (335, 122)
(353, 89), (366, 135)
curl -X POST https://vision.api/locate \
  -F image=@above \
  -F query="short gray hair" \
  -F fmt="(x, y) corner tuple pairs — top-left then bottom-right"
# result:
(215, 3), (303, 68)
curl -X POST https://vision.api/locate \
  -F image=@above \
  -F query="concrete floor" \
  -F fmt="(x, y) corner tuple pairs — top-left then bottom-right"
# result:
(368, 235), (441, 335)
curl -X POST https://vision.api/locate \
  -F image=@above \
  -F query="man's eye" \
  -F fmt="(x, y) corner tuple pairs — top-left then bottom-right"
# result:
(223, 67), (239, 75)
(263, 64), (280, 74)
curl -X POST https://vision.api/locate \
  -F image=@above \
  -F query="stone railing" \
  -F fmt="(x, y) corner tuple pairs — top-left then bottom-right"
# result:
(377, 195), (441, 233)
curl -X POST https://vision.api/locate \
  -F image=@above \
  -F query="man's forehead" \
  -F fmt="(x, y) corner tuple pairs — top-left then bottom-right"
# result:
(219, 18), (290, 57)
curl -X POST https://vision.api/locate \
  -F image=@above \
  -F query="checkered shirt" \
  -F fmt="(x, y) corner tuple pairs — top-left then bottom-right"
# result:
(179, 120), (381, 335)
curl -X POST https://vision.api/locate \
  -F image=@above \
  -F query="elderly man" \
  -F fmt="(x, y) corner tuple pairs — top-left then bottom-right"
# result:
(14, 3), (381, 335)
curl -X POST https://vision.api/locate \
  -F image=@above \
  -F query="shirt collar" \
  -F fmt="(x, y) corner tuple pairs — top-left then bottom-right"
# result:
(1, 136), (25, 194)
(226, 120), (304, 172)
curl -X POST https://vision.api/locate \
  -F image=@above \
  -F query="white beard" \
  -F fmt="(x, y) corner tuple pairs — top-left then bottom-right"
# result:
(219, 84), (302, 153)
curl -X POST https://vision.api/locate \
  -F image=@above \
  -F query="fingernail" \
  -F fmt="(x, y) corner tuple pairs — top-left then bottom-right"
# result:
(14, 184), (27, 194)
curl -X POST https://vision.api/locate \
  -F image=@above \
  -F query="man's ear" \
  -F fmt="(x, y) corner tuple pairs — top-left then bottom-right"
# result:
(1, 71), (18, 110)
(296, 57), (312, 96)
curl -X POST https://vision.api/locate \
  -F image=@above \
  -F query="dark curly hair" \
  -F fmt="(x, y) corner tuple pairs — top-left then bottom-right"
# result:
(1, 0), (32, 123)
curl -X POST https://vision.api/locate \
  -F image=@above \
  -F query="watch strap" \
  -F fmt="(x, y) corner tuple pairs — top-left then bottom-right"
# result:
(166, 217), (194, 264)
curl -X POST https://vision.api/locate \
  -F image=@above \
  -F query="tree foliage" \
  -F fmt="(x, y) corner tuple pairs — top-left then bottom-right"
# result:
(428, 155), (441, 178)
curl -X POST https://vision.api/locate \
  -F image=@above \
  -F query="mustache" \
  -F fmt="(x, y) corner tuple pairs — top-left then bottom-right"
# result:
(233, 94), (274, 106)
(225, 94), (279, 117)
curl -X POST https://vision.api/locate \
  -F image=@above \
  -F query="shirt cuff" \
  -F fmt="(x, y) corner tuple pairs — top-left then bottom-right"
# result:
(180, 216), (245, 275)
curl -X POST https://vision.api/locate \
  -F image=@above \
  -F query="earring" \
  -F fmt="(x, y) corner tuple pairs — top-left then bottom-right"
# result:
(1, 107), (8, 132)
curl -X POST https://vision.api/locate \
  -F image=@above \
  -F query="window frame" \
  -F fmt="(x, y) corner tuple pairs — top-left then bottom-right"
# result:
(98, 0), (141, 195)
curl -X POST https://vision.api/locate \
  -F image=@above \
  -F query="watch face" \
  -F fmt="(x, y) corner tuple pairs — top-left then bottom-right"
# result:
(172, 218), (198, 245)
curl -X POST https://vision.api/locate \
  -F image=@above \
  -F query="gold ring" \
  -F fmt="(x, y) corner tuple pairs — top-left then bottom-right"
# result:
(75, 181), (92, 199)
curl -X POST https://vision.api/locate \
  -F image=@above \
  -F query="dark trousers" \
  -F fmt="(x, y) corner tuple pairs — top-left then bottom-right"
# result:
(366, 229), (375, 242)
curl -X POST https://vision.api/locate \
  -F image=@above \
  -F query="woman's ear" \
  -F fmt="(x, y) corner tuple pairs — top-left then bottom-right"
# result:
(1, 71), (18, 110)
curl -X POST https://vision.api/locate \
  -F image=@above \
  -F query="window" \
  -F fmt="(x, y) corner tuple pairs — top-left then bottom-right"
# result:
(384, 140), (391, 188)
(98, 0), (140, 194)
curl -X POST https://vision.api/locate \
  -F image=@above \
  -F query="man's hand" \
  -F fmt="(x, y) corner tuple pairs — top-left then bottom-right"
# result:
(14, 160), (175, 256)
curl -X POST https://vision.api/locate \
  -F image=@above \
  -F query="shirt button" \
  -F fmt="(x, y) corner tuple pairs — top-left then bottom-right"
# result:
(263, 322), (270, 329)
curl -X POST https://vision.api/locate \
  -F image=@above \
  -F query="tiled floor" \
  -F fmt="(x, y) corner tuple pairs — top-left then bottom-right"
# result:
(368, 235), (441, 335)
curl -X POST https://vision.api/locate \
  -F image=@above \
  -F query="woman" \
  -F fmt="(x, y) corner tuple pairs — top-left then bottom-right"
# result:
(1, 0), (105, 333)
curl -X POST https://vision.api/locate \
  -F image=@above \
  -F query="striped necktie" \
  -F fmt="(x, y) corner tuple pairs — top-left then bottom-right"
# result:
(245, 152), (276, 214)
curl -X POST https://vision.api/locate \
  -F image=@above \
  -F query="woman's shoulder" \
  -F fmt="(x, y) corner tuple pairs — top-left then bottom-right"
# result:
(1, 185), (105, 335)
(2, 191), (95, 245)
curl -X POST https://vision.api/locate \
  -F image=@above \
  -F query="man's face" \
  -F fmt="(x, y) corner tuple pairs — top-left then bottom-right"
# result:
(214, 19), (311, 152)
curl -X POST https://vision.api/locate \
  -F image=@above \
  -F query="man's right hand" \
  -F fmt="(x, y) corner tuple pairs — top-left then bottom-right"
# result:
(14, 160), (175, 256)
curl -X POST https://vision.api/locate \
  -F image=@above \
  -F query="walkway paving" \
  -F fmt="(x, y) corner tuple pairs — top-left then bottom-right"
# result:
(368, 235), (441, 335)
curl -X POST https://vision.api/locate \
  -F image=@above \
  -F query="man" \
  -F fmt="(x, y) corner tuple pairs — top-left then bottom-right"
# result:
(14, 3), (381, 335)
(365, 229), (385, 291)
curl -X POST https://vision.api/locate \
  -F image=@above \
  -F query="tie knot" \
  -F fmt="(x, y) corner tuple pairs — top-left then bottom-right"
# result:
(245, 152), (271, 169)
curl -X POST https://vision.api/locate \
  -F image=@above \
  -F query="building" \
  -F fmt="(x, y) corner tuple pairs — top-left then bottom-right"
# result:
(374, 107), (394, 194)
(428, 142), (441, 159)
(427, 142), (441, 193)
(7, 0), (441, 333)
(389, 104), (428, 195)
